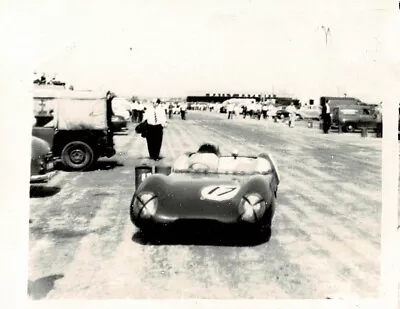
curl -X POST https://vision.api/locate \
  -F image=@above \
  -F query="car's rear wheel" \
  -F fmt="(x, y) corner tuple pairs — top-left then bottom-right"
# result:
(61, 141), (94, 171)
(344, 123), (355, 133)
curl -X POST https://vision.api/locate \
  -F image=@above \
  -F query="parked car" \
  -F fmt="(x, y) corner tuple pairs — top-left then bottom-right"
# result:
(331, 105), (377, 132)
(112, 97), (132, 120)
(130, 144), (280, 241)
(30, 136), (55, 183)
(32, 90), (116, 171)
(297, 105), (321, 120)
(111, 115), (128, 132)
(276, 108), (303, 120)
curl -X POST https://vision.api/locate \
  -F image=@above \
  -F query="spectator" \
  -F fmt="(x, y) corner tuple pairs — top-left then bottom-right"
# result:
(137, 102), (144, 122)
(268, 104), (277, 121)
(234, 104), (241, 118)
(227, 104), (234, 119)
(131, 100), (138, 122)
(262, 104), (268, 119)
(143, 99), (167, 161)
(375, 102), (383, 138)
(286, 102), (297, 128)
(180, 102), (188, 120)
(168, 102), (174, 119)
(256, 102), (262, 120)
(242, 105), (248, 118)
(321, 99), (331, 134)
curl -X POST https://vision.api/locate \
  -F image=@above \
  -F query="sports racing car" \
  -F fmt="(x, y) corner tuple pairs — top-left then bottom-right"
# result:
(130, 144), (280, 240)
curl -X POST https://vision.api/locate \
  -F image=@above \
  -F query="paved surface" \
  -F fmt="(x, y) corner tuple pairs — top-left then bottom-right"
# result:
(28, 111), (383, 299)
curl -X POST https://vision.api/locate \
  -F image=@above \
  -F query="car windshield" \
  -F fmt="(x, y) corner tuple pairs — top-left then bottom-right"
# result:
(173, 155), (273, 175)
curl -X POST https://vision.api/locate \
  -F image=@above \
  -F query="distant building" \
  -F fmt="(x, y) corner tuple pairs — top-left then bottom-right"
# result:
(186, 92), (299, 106)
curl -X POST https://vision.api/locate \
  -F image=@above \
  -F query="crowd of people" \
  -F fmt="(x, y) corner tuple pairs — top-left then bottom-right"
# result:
(127, 97), (383, 161)
(130, 100), (188, 122)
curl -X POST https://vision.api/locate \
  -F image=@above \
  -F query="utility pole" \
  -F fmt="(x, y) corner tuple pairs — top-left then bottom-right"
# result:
(321, 26), (331, 47)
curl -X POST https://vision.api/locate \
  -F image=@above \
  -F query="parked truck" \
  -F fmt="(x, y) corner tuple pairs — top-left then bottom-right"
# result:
(32, 89), (116, 171)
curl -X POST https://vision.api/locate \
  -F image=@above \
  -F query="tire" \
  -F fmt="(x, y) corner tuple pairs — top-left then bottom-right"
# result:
(344, 123), (355, 133)
(259, 225), (272, 242)
(61, 141), (94, 171)
(259, 202), (274, 242)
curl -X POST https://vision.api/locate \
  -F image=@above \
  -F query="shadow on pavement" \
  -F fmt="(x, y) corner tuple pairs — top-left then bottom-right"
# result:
(55, 160), (124, 172)
(30, 185), (61, 198)
(132, 225), (270, 247)
(89, 160), (124, 171)
(28, 274), (64, 300)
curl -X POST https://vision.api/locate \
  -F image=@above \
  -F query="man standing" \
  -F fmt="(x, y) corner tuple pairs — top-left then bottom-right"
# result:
(180, 101), (188, 120)
(168, 102), (174, 119)
(321, 99), (331, 134)
(137, 102), (144, 122)
(262, 103), (268, 119)
(286, 102), (297, 127)
(131, 100), (138, 122)
(374, 102), (383, 138)
(227, 103), (234, 119)
(143, 99), (167, 161)
(269, 104), (277, 122)
(256, 101), (262, 120)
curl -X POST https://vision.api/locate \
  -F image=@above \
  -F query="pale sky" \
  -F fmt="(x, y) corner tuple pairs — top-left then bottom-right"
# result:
(30, 0), (395, 102)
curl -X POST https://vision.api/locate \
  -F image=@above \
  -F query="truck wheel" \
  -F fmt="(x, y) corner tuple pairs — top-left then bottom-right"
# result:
(344, 123), (355, 133)
(61, 141), (94, 171)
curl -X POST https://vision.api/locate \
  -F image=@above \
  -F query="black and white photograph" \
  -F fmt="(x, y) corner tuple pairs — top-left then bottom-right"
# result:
(1, 0), (399, 308)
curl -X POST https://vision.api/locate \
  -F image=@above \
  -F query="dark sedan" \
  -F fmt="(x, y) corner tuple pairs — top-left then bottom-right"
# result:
(111, 115), (128, 132)
(30, 136), (56, 183)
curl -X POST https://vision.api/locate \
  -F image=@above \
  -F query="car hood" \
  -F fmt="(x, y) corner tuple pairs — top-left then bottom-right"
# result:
(138, 173), (271, 201)
(167, 172), (253, 185)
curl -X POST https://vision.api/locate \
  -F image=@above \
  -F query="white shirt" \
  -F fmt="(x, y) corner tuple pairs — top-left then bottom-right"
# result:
(286, 105), (296, 114)
(180, 103), (187, 111)
(144, 105), (167, 126)
(326, 103), (330, 114)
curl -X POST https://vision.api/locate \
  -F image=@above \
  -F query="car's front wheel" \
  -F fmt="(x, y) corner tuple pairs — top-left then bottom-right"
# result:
(61, 141), (94, 171)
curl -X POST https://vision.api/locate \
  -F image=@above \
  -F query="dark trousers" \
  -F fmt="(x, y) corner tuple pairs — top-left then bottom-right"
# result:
(146, 124), (163, 160)
(138, 111), (144, 122)
(168, 110), (173, 119)
(180, 110), (186, 120)
(376, 122), (382, 138)
(132, 110), (138, 122)
(322, 114), (331, 133)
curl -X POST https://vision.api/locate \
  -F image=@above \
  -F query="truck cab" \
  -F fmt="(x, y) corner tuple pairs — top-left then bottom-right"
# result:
(331, 105), (377, 133)
(32, 89), (116, 171)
